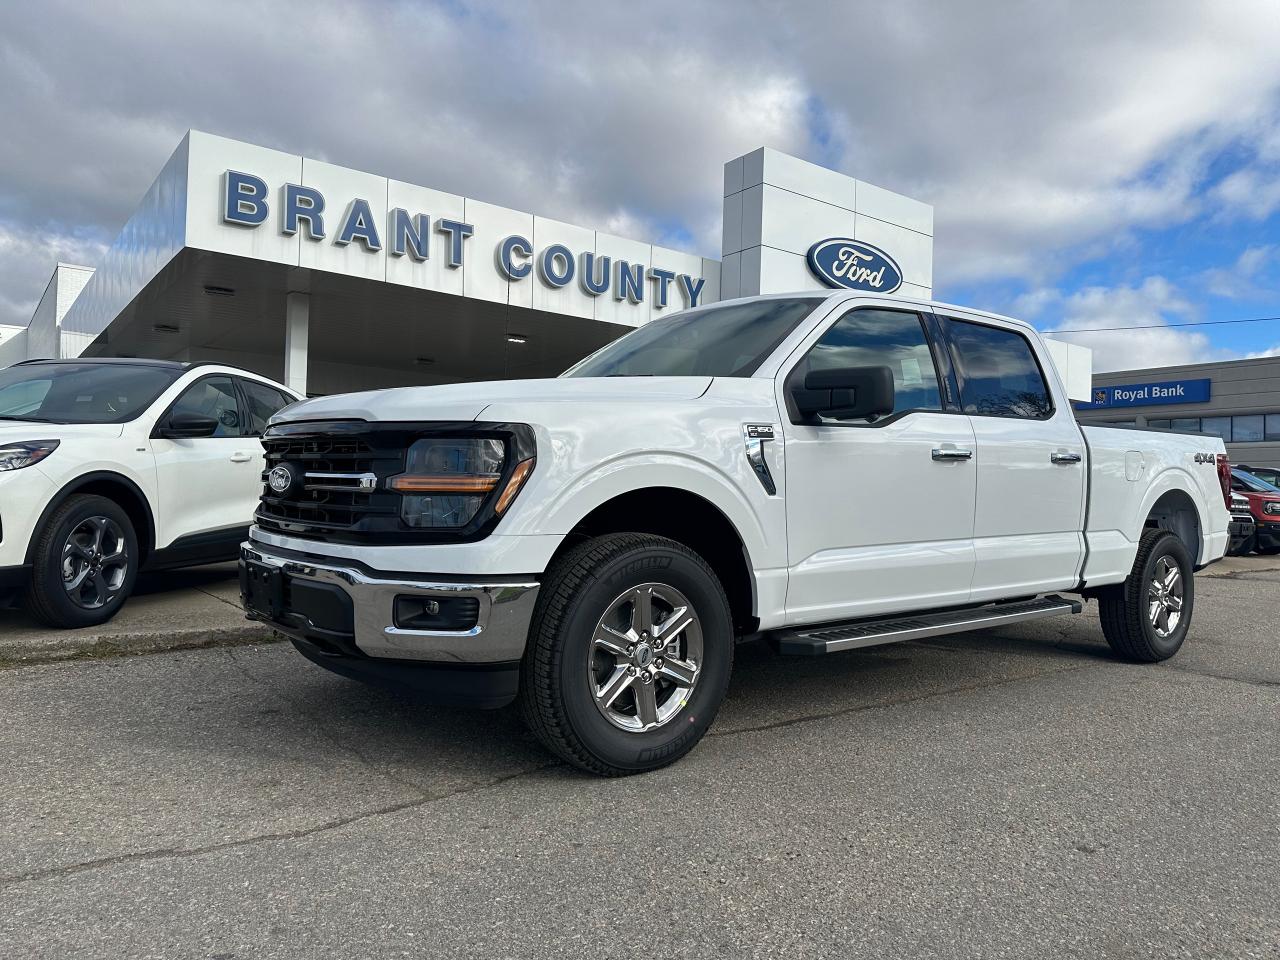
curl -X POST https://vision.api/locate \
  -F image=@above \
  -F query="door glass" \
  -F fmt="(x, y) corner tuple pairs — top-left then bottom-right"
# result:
(240, 380), (295, 435)
(947, 320), (1052, 418)
(796, 308), (943, 415)
(170, 376), (241, 438)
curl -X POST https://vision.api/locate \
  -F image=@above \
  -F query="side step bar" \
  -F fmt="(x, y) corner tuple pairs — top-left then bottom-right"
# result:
(775, 595), (1083, 656)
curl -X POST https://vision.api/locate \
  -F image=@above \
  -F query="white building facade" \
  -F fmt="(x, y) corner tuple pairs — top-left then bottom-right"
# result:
(3, 131), (1089, 399)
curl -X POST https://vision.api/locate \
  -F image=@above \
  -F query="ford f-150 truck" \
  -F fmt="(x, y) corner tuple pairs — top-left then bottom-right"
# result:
(240, 292), (1232, 775)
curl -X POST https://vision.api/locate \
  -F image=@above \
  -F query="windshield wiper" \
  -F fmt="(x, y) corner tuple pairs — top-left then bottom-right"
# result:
(0, 414), (64, 423)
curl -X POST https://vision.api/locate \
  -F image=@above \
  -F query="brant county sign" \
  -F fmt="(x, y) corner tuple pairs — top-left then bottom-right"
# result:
(221, 170), (707, 308)
(806, 238), (903, 293)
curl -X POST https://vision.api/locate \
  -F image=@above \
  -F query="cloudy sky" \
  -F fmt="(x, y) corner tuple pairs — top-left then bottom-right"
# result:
(3, 0), (1280, 370)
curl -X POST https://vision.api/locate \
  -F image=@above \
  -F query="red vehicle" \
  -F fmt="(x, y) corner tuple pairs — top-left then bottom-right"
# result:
(1230, 468), (1280, 555)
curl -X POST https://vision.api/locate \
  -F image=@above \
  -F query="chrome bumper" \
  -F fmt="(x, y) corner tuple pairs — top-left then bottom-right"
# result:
(240, 542), (538, 664)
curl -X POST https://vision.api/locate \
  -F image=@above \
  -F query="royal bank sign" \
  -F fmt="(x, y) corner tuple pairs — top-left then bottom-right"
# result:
(221, 170), (707, 309)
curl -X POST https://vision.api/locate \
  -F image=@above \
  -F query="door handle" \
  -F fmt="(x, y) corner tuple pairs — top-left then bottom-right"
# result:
(230, 452), (253, 463)
(932, 448), (973, 461)
(1051, 451), (1083, 464)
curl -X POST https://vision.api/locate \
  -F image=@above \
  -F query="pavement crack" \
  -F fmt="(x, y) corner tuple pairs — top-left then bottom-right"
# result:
(0, 760), (559, 890)
(1156, 664), (1280, 689)
(711, 662), (1090, 738)
(193, 586), (249, 611)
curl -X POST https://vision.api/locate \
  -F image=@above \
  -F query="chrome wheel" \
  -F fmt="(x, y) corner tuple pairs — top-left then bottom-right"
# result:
(1147, 555), (1184, 638)
(589, 582), (703, 733)
(62, 516), (129, 611)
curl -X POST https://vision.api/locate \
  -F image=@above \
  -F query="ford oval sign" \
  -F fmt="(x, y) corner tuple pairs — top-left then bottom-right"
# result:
(806, 238), (903, 293)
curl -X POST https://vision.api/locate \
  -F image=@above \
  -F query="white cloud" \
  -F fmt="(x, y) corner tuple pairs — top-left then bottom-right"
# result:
(1033, 277), (1225, 372)
(2, 0), (1280, 326)
(1202, 245), (1280, 299)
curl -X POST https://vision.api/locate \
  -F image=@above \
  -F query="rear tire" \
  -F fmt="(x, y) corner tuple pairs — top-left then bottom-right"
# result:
(1098, 528), (1193, 663)
(519, 533), (733, 776)
(25, 494), (139, 629)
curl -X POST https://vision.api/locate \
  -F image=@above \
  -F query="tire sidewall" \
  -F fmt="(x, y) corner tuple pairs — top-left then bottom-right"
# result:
(1137, 532), (1194, 657)
(554, 545), (733, 773)
(33, 495), (139, 627)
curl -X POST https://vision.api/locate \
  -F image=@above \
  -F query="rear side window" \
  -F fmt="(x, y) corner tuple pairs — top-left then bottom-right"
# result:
(240, 379), (295, 435)
(795, 308), (943, 415)
(946, 319), (1053, 419)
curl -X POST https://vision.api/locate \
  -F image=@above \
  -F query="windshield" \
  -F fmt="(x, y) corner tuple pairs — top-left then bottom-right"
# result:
(564, 296), (825, 378)
(0, 362), (183, 424)
(1235, 469), (1280, 494)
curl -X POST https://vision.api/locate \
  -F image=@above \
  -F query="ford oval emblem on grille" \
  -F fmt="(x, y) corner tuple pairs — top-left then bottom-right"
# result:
(805, 238), (903, 293)
(268, 464), (295, 495)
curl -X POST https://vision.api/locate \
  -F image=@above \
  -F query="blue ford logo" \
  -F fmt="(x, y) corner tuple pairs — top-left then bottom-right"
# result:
(806, 238), (903, 293)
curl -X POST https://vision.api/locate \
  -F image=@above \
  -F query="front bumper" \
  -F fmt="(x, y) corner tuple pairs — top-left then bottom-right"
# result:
(239, 542), (539, 703)
(1255, 520), (1280, 549)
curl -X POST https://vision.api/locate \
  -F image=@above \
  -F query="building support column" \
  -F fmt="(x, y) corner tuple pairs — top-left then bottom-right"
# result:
(284, 291), (309, 397)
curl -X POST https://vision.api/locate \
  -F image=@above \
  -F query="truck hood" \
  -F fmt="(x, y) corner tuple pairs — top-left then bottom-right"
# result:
(274, 376), (714, 425)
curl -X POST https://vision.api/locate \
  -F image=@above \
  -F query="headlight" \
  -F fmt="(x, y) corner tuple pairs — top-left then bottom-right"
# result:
(0, 440), (59, 471)
(1264, 501), (1280, 516)
(388, 437), (534, 529)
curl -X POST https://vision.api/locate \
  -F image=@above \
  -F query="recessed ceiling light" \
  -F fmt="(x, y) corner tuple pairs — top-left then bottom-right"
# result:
(506, 335), (528, 345)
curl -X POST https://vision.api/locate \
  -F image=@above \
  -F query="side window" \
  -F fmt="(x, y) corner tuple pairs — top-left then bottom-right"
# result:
(170, 376), (241, 438)
(796, 308), (943, 417)
(946, 319), (1053, 419)
(240, 379), (295, 436)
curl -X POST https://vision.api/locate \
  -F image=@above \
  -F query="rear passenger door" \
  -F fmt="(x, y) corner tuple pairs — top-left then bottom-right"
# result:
(939, 315), (1086, 599)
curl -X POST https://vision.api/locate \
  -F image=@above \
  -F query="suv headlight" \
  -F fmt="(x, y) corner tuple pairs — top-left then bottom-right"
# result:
(1264, 501), (1280, 516)
(388, 437), (535, 529)
(0, 440), (59, 471)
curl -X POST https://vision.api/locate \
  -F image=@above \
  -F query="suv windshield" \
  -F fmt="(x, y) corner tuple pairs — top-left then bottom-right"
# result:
(564, 296), (825, 378)
(0, 362), (183, 424)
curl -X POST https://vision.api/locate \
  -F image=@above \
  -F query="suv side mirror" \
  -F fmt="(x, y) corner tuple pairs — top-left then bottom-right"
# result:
(155, 413), (220, 439)
(793, 365), (895, 421)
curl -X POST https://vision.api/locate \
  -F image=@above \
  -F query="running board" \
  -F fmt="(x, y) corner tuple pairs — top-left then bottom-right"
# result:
(775, 595), (1083, 656)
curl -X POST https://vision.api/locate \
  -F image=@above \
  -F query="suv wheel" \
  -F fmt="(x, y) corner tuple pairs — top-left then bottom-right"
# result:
(26, 494), (139, 628)
(520, 533), (734, 776)
(1098, 528), (1193, 662)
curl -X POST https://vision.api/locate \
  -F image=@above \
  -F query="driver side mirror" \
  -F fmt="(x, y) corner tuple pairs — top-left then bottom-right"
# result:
(155, 413), (220, 439)
(793, 365), (895, 421)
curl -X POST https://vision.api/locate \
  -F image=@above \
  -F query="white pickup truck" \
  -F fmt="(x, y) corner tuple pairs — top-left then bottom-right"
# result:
(240, 292), (1232, 775)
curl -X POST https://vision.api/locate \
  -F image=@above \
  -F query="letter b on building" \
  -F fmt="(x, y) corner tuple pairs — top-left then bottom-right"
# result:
(223, 170), (269, 226)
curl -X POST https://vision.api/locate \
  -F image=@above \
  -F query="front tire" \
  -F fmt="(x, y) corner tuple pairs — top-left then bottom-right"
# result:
(1098, 528), (1193, 662)
(25, 494), (139, 628)
(519, 533), (734, 776)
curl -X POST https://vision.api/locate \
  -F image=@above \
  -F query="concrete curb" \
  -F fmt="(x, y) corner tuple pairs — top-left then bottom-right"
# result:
(0, 623), (283, 668)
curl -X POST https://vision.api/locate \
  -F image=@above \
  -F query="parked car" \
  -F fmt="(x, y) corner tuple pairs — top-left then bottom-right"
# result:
(1228, 492), (1257, 555)
(0, 358), (299, 626)
(1237, 464), (1280, 488)
(1230, 467), (1280, 555)
(241, 292), (1231, 775)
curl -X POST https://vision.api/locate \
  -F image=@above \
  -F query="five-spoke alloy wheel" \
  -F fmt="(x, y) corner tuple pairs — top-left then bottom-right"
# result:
(26, 494), (139, 629)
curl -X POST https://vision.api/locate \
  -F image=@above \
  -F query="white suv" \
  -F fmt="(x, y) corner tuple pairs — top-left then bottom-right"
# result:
(0, 358), (299, 627)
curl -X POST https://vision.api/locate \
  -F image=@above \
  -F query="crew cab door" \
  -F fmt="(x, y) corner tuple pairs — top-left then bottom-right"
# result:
(937, 314), (1086, 599)
(779, 306), (977, 624)
(151, 374), (258, 549)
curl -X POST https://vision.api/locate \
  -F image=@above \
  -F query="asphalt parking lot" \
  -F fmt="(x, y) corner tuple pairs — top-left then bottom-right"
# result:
(2, 560), (1277, 959)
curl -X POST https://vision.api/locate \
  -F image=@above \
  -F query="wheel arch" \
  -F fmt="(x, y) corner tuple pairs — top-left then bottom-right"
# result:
(1142, 484), (1204, 566)
(546, 486), (758, 635)
(25, 471), (157, 566)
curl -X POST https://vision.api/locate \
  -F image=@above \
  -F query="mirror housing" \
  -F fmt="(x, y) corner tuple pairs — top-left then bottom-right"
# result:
(155, 413), (220, 439)
(793, 365), (895, 421)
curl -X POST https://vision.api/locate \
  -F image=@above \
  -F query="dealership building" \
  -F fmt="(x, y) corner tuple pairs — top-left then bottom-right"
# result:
(0, 131), (972, 398)
(1076, 357), (1280, 469)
